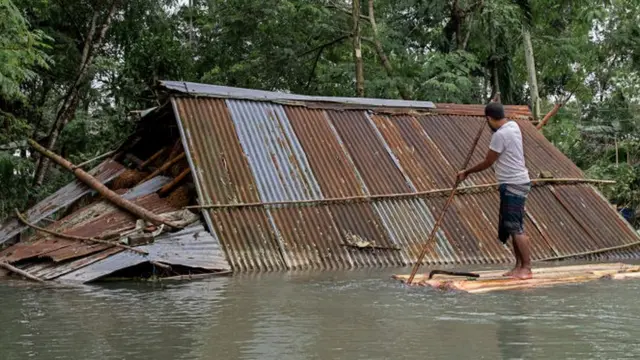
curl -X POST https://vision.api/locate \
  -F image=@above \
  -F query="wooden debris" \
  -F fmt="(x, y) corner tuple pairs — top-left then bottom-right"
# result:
(0, 262), (45, 283)
(28, 139), (182, 229)
(138, 147), (167, 171)
(139, 152), (186, 184)
(159, 168), (191, 196)
(15, 209), (149, 255)
(393, 263), (640, 294)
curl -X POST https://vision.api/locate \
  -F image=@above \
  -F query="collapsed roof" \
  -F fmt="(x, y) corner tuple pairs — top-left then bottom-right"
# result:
(1, 80), (638, 281)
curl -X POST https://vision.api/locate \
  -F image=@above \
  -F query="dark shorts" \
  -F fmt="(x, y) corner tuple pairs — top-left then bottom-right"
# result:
(498, 183), (531, 244)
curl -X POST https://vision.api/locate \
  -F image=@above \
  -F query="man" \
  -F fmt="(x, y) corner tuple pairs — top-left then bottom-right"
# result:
(457, 102), (532, 279)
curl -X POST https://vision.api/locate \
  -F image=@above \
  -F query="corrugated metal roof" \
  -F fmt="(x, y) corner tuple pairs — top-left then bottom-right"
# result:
(0, 159), (125, 245)
(56, 223), (230, 283)
(0, 177), (175, 265)
(159, 80), (436, 109)
(165, 82), (640, 271)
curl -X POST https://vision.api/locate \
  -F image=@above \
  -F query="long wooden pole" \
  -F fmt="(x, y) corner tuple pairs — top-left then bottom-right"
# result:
(186, 178), (614, 210)
(28, 139), (182, 229)
(406, 121), (486, 284)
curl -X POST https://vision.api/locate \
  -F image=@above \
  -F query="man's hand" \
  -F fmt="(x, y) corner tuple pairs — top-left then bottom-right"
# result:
(456, 170), (467, 183)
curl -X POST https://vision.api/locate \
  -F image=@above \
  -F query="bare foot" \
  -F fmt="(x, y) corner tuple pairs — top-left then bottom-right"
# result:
(502, 268), (517, 277)
(510, 268), (532, 280)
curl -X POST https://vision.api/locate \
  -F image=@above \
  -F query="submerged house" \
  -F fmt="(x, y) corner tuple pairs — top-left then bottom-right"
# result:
(1, 80), (639, 282)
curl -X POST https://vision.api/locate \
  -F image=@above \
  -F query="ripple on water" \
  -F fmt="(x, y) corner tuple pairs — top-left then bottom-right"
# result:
(1, 271), (640, 360)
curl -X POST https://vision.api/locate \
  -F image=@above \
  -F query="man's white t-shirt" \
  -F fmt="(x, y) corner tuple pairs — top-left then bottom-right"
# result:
(489, 121), (530, 184)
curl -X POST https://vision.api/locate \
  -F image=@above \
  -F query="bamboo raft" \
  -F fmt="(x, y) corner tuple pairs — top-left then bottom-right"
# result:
(392, 263), (640, 294)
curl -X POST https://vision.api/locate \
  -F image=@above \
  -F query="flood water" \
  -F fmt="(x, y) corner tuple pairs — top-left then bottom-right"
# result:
(1, 265), (640, 360)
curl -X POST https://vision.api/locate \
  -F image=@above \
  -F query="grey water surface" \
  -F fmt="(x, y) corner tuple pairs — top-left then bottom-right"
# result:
(1, 266), (639, 360)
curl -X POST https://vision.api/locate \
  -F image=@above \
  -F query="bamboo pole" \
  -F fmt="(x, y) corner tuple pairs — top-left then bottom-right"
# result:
(406, 121), (486, 285)
(0, 262), (45, 283)
(159, 168), (191, 196)
(15, 209), (148, 255)
(72, 150), (117, 170)
(138, 147), (167, 171)
(185, 178), (615, 210)
(27, 139), (181, 229)
(139, 152), (186, 184)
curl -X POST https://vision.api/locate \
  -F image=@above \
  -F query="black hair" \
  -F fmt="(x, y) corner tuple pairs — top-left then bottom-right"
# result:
(484, 102), (505, 120)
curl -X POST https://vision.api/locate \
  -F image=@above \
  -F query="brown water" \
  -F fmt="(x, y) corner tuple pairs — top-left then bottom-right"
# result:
(1, 266), (640, 360)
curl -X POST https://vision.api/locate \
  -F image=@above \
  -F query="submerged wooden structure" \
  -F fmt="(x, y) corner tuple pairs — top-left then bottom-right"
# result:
(393, 263), (640, 294)
(1, 80), (640, 281)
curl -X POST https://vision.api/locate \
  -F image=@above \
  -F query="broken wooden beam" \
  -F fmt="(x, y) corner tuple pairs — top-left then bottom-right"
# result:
(138, 147), (167, 171)
(139, 152), (186, 184)
(159, 168), (191, 196)
(27, 139), (182, 229)
(0, 262), (45, 283)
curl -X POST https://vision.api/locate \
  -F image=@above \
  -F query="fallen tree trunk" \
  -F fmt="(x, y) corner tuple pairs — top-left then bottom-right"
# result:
(28, 139), (182, 229)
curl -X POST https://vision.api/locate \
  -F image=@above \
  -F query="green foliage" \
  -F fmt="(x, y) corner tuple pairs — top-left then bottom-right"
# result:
(1, 0), (640, 222)
(0, 0), (51, 100)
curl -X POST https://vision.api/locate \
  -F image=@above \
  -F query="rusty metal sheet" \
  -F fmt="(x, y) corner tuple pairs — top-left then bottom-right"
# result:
(327, 110), (412, 195)
(56, 223), (230, 283)
(433, 103), (532, 119)
(327, 202), (403, 267)
(469, 191), (556, 260)
(0, 159), (125, 245)
(268, 206), (349, 270)
(173, 97), (261, 205)
(551, 185), (639, 248)
(284, 107), (365, 197)
(525, 187), (601, 256)
(209, 208), (284, 271)
(372, 200), (456, 265)
(369, 115), (450, 191)
(225, 99), (323, 202)
(21, 247), (124, 280)
(414, 115), (496, 186)
(517, 120), (584, 179)
(0, 192), (177, 264)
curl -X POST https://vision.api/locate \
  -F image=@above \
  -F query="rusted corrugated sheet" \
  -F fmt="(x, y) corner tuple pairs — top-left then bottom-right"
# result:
(327, 110), (412, 195)
(174, 97), (260, 205)
(373, 200), (455, 265)
(518, 120), (584, 179)
(163, 86), (640, 270)
(0, 159), (125, 245)
(551, 185), (639, 247)
(284, 107), (365, 197)
(525, 187), (601, 256)
(433, 103), (532, 119)
(56, 223), (230, 283)
(209, 208), (284, 271)
(0, 191), (177, 264)
(369, 115), (446, 191)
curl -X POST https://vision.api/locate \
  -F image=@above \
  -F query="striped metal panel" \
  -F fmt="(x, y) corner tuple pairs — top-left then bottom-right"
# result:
(56, 223), (230, 283)
(225, 100), (322, 202)
(169, 95), (640, 271)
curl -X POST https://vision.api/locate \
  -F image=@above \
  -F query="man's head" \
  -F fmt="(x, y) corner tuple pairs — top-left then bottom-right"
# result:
(485, 102), (506, 132)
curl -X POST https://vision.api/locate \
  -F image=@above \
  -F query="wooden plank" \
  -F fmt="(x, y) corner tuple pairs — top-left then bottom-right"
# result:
(392, 263), (640, 293)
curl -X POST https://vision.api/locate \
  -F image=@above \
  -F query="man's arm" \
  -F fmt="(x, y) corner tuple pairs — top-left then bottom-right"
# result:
(457, 149), (499, 182)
